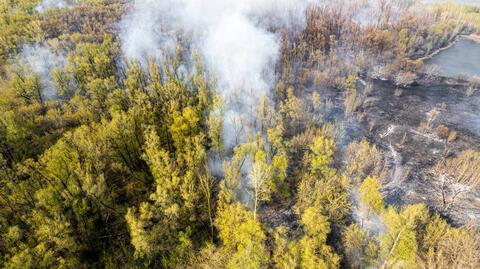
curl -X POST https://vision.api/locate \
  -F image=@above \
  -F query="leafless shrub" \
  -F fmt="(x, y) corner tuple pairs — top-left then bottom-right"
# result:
(398, 132), (407, 148)
(447, 130), (457, 143)
(313, 70), (332, 88)
(456, 74), (469, 81)
(440, 102), (447, 110)
(325, 98), (334, 112)
(426, 108), (440, 128)
(435, 124), (457, 144)
(424, 65), (440, 80)
(368, 119), (376, 133)
(395, 71), (417, 87)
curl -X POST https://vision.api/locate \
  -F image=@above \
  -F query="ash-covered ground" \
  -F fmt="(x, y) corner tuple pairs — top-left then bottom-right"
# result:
(338, 77), (480, 225)
(260, 77), (480, 229)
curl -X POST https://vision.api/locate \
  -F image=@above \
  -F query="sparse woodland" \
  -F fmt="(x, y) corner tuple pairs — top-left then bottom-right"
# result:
(0, 0), (479, 268)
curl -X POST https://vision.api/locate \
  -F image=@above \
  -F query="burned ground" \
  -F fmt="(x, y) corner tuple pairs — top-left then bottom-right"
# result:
(339, 77), (480, 225)
(260, 75), (480, 229)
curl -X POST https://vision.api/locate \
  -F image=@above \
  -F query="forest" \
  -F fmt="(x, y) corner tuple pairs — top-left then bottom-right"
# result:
(0, 0), (479, 268)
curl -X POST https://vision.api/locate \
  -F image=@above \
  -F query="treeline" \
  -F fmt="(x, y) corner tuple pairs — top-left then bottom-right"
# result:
(278, 0), (479, 90)
(0, 0), (479, 268)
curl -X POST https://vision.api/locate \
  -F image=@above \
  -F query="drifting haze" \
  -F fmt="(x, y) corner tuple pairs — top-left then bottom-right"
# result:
(36, 0), (77, 13)
(20, 45), (65, 98)
(120, 0), (314, 149)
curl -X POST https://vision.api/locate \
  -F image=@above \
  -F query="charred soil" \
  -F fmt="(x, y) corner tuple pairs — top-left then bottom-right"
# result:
(342, 77), (480, 225)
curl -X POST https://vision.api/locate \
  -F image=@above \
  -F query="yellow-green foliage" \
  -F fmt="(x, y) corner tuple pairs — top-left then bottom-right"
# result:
(215, 203), (269, 269)
(430, 3), (480, 32)
(342, 224), (379, 269)
(297, 135), (351, 225)
(380, 204), (429, 268)
(360, 176), (384, 215)
(272, 208), (340, 269)
(308, 135), (336, 174)
(1, 2), (480, 268)
(345, 139), (382, 183)
(0, 0), (41, 73)
(421, 215), (480, 268)
(299, 207), (340, 269)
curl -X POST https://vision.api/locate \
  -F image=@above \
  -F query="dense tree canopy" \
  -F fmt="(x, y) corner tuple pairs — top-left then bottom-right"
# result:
(0, 0), (479, 268)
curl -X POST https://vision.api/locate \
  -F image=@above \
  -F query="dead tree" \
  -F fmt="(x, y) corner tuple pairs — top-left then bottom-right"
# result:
(434, 150), (480, 212)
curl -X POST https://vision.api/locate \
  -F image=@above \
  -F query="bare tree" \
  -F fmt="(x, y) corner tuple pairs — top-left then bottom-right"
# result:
(249, 160), (272, 220)
(434, 150), (480, 212)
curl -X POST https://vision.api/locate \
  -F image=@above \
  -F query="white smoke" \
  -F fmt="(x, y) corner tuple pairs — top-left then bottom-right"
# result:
(349, 0), (419, 27)
(350, 189), (385, 235)
(20, 44), (66, 99)
(36, 0), (77, 13)
(120, 0), (314, 149)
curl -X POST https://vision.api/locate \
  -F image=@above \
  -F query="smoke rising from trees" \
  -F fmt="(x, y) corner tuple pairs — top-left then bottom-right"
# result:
(36, 0), (77, 13)
(120, 0), (314, 149)
(19, 44), (66, 98)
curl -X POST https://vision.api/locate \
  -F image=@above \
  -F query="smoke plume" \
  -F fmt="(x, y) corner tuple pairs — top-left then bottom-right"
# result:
(19, 44), (66, 99)
(36, 0), (77, 13)
(350, 189), (385, 235)
(120, 0), (314, 149)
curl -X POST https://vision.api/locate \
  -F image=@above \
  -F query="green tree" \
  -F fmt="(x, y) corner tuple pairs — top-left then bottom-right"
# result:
(169, 106), (201, 154)
(125, 129), (186, 265)
(280, 87), (307, 132)
(249, 149), (273, 219)
(342, 224), (379, 269)
(299, 207), (340, 269)
(208, 96), (223, 155)
(0, 0), (40, 74)
(345, 139), (382, 184)
(380, 204), (429, 269)
(420, 215), (480, 268)
(256, 96), (276, 132)
(215, 202), (269, 269)
(9, 68), (44, 107)
(65, 35), (119, 96)
(360, 176), (385, 215)
(273, 226), (301, 269)
(126, 126), (211, 266)
(296, 135), (350, 225)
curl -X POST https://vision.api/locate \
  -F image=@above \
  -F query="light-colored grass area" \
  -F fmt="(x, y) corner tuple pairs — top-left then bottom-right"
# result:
(429, 3), (480, 32)
(465, 34), (480, 42)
